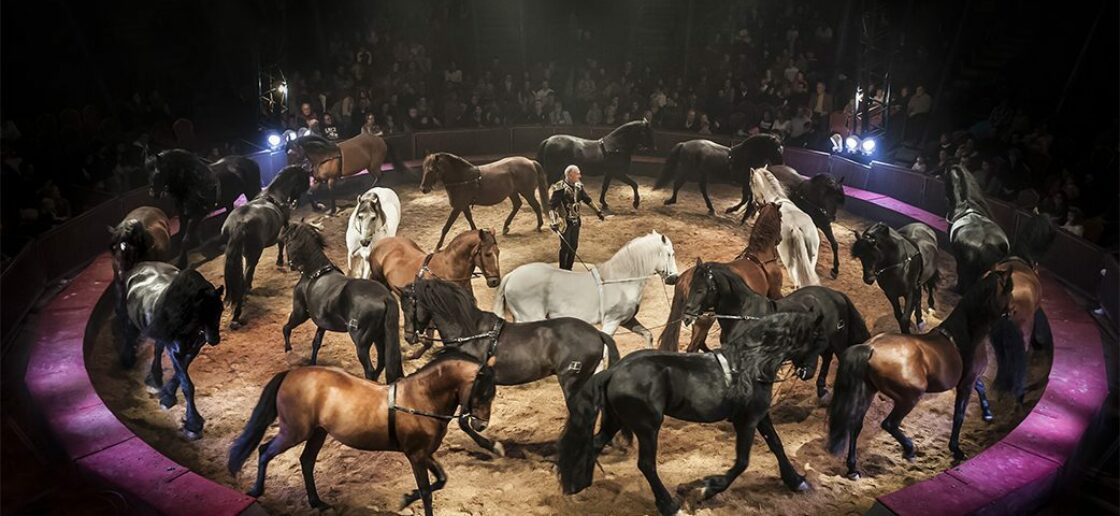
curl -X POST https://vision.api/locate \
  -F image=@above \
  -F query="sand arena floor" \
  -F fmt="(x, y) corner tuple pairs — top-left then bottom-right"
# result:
(89, 176), (1047, 515)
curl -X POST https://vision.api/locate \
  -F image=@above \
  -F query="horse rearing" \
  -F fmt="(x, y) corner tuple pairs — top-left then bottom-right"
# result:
(537, 119), (655, 212)
(286, 133), (409, 214)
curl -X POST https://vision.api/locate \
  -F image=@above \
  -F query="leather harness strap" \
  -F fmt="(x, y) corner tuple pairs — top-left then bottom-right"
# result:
(306, 264), (338, 280)
(712, 350), (735, 386)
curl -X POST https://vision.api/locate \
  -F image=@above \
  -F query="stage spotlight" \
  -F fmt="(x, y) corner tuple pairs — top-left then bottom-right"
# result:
(284, 129), (298, 142)
(860, 138), (876, 155)
(266, 133), (282, 149)
(845, 135), (860, 153)
(277, 82), (288, 95)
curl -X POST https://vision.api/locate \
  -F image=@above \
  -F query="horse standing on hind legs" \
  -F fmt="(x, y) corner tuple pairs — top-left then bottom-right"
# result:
(420, 152), (548, 250)
(655, 133), (785, 216)
(827, 268), (1016, 478)
(851, 222), (940, 334)
(537, 119), (655, 213)
(286, 132), (410, 215)
(558, 313), (829, 515)
(228, 349), (497, 515)
(147, 149), (262, 268)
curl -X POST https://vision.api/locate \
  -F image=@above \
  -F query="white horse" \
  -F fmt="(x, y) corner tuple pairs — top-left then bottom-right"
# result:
(750, 166), (821, 288)
(493, 231), (679, 349)
(346, 187), (401, 278)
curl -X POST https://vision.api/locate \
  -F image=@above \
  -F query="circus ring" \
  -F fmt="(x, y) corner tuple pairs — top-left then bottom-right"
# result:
(7, 127), (1112, 515)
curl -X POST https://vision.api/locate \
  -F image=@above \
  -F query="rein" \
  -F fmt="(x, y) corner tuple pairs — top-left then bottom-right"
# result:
(874, 253), (915, 278)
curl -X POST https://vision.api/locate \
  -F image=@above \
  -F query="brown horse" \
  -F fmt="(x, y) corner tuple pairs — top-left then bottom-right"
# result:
(286, 133), (409, 214)
(109, 206), (172, 278)
(657, 202), (784, 353)
(421, 152), (549, 250)
(369, 228), (501, 294)
(827, 268), (1015, 478)
(988, 257), (1044, 404)
(228, 349), (497, 515)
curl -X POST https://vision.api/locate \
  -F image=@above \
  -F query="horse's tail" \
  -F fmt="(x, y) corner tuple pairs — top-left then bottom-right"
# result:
(491, 273), (511, 318)
(113, 278), (137, 368)
(382, 295), (405, 382)
(788, 226), (821, 287)
(827, 344), (874, 456)
(384, 140), (410, 178)
(558, 369), (613, 494)
(842, 292), (872, 346)
(655, 142), (684, 189)
(533, 159), (550, 207)
(990, 315), (1028, 402)
(228, 370), (289, 475)
(658, 282), (686, 351)
(537, 140), (557, 182)
(223, 223), (247, 309)
(601, 332), (620, 368)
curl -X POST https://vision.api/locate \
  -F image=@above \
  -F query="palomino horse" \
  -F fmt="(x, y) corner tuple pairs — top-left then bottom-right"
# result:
(368, 228), (502, 296)
(763, 165), (846, 278)
(945, 165), (1009, 292)
(658, 202), (784, 353)
(228, 349), (497, 515)
(114, 262), (224, 439)
(346, 187), (401, 278)
(750, 166), (821, 287)
(280, 222), (403, 382)
(537, 119), (655, 212)
(493, 231), (679, 347)
(147, 149), (262, 268)
(221, 165), (310, 329)
(401, 278), (620, 454)
(559, 313), (829, 516)
(828, 269), (1015, 478)
(656, 134), (785, 215)
(286, 133), (409, 214)
(851, 222), (940, 334)
(421, 152), (548, 249)
(109, 206), (172, 279)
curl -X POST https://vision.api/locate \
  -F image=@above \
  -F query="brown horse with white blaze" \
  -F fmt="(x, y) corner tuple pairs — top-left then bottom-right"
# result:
(228, 349), (497, 515)
(420, 152), (548, 249)
(286, 133), (410, 214)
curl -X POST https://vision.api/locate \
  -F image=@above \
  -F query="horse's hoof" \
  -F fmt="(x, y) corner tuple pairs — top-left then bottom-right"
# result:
(724, 206), (738, 214)
(663, 198), (676, 206)
(917, 321), (929, 332)
(502, 226), (511, 235)
(904, 452), (917, 463)
(229, 320), (242, 330)
(847, 471), (862, 481)
(982, 413), (994, 423)
(144, 383), (161, 394)
(400, 492), (419, 509)
(309, 499), (332, 511)
(492, 441), (506, 457)
(633, 199), (641, 209)
(706, 209), (715, 216)
(794, 480), (811, 492)
(830, 270), (839, 279)
(312, 202), (327, 212)
(160, 398), (177, 410)
(247, 488), (263, 498)
(182, 427), (203, 441)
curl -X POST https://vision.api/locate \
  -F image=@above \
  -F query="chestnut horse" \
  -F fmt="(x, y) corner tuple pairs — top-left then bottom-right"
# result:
(420, 152), (549, 249)
(368, 228), (501, 296)
(286, 133), (409, 214)
(228, 349), (497, 515)
(109, 206), (172, 279)
(658, 202), (784, 352)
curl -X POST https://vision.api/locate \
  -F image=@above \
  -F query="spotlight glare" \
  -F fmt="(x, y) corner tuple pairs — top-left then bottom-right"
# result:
(861, 138), (876, 155)
(267, 133), (282, 149)
(277, 82), (288, 95)
(845, 136), (859, 152)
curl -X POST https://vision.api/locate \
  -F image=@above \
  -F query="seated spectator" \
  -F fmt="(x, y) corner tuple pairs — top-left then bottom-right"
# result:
(698, 114), (713, 135)
(585, 101), (603, 126)
(682, 109), (700, 132)
(321, 113), (341, 141)
(548, 101), (573, 126)
(603, 103), (619, 125)
(361, 112), (381, 135)
(523, 99), (547, 125)
(1061, 206), (1085, 237)
(772, 110), (791, 141)
(912, 155), (928, 174)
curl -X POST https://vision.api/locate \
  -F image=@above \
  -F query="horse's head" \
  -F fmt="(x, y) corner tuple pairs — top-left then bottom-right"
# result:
(281, 221), (327, 273)
(198, 283), (225, 346)
(108, 219), (150, 276)
(399, 283), (429, 345)
(682, 259), (718, 324)
(730, 134), (784, 170)
(471, 229), (502, 288)
(787, 311), (829, 381)
(353, 194), (385, 247)
(271, 165), (311, 205)
(420, 153), (444, 193)
(850, 223), (890, 285)
(809, 174), (845, 221)
(459, 354), (498, 433)
(651, 231), (679, 285)
(285, 139), (307, 166)
(978, 267), (1016, 320)
(146, 151), (167, 198)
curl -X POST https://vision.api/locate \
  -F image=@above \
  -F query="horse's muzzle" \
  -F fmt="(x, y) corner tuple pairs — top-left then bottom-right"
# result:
(862, 276), (875, 286)
(796, 366), (813, 381)
(663, 273), (679, 285)
(463, 414), (488, 433)
(420, 186), (432, 194)
(486, 276), (501, 288)
(360, 239), (371, 247)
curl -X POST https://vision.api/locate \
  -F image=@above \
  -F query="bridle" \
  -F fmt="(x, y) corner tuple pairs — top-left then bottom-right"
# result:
(416, 242), (499, 283)
(386, 355), (494, 449)
(683, 269), (764, 321)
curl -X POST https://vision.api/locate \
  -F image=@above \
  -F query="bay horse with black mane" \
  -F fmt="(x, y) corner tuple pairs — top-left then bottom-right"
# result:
(280, 222), (403, 382)
(655, 134), (785, 215)
(945, 165), (1009, 291)
(221, 165), (311, 329)
(286, 133), (410, 214)
(228, 349), (497, 515)
(420, 152), (549, 249)
(763, 164), (846, 278)
(851, 222), (940, 334)
(559, 312), (829, 515)
(681, 261), (871, 401)
(827, 268), (1016, 478)
(147, 149), (262, 268)
(658, 202), (784, 353)
(401, 278), (619, 455)
(537, 119), (655, 212)
(109, 206), (172, 278)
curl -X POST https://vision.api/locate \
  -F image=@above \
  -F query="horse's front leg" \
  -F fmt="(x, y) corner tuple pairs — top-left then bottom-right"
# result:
(821, 222), (840, 279)
(620, 315), (653, 348)
(275, 239), (286, 271)
(890, 294), (909, 334)
(974, 377), (994, 422)
(435, 209), (461, 250)
(145, 339), (166, 393)
(696, 415), (758, 501)
(756, 414), (809, 490)
(948, 377), (976, 461)
(599, 173), (614, 213)
(726, 181), (752, 215)
(327, 178), (338, 215)
(170, 346), (204, 440)
(614, 167), (640, 208)
(458, 414), (500, 456)
(816, 349), (833, 401)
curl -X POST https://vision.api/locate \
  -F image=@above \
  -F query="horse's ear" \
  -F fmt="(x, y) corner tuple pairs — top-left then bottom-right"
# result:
(661, 233), (667, 244)
(694, 256), (703, 267)
(107, 225), (115, 234)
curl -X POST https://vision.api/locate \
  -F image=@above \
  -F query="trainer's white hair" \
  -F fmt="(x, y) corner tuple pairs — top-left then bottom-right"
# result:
(564, 164), (581, 178)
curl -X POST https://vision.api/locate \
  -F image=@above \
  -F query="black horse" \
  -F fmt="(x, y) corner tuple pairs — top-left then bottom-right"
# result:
(656, 134), (785, 216)
(1010, 210), (1055, 267)
(558, 312), (828, 515)
(222, 165), (311, 329)
(761, 165), (847, 278)
(945, 165), (1009, 292)
(280, 222), (403, 382)
(115, 262), (224, 439)
(147, 149), (262, 268)
(851, 222), (940, 334)
(537, 119), (655, 212)
(401, 278), (620, 455)
(680, 260), (871, 401)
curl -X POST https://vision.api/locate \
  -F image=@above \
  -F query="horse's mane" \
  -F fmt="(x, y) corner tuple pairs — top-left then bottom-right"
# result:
(602, 120), (650, 152)
(730, 134), (784, 168)
(283, 222), (333, 270)
(155, 149), (212, 183)
(1010, 211), (1055, 264)
(263, 165), (310, 202)
(111, 219), (150, 248)
(447, 228), (496, 251)
(424, 153), (475, 181)
(742, 203), (782, 257)
(413, 278), (484, 332)
(599, 231), (667, 278)
(146, 269), (219, 340)
(703, 262), (756, 301)
(750, 166), (789, 201)
(948, 165), (992, 215)
(721, 312), (820, 402)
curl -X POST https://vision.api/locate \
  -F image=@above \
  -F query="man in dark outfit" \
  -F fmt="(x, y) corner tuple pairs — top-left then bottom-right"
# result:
(549, 165), (604, 270)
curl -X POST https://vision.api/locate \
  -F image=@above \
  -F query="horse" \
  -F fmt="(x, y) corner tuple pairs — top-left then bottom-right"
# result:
(558, 312), (829, 515)
(658, 202), (784, 353)
(114, 262), (224, 439)
(368, 229), (501, 303)
(680, 261), (871, 401)
(280, 222), (403, 382)
(748, 166), (821, 288)
(227, 349), (497, 515)
(109, 206), (171, 279)
(850, 222), (940, 334)
(346, 187), (401, 278)
(764, 165), (846, 278)
(827, 268), (1016, 478)
(945, 165), (1009, 292)
(493, 231), (680, 347)
(420, 152), (549, 249)
(221, 165), (311, 329)
(285, 133), (409, 214)
(400, 278), (620, 454)
(655, 134), (785, 216)
(147, 149), (263, 268)
(537, 119), (655, 212)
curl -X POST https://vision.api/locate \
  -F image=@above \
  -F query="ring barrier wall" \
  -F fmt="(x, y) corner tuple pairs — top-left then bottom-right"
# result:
(12, 127), (1114, 515)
